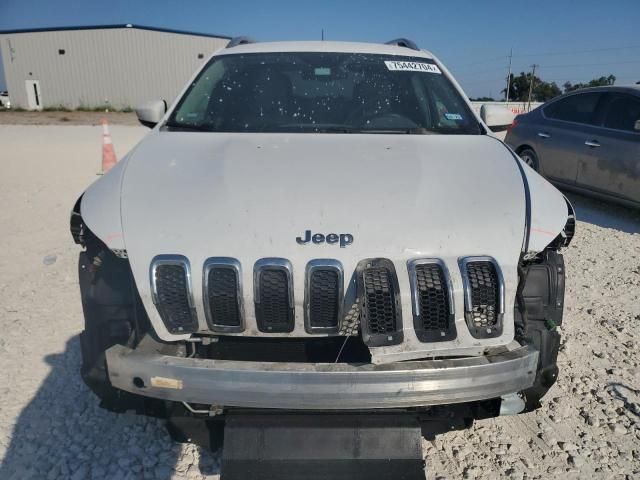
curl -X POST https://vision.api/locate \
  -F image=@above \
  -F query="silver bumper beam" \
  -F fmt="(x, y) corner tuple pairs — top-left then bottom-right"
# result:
(106, 344), (539, 410)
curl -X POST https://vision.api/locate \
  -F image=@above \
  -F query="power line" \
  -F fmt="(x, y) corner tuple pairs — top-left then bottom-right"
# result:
(537, 60), (640, 69)
(515, 44), (640, 57)
(460, 75), (640, 95)
(454, 58), (640, 82)
(453, 44), (640, 69)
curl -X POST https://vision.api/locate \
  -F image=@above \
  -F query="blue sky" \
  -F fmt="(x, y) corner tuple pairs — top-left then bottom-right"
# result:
(1, 0), (639, 97)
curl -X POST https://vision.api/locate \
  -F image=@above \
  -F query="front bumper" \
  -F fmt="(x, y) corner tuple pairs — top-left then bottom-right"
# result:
(106, 344), (538, 410)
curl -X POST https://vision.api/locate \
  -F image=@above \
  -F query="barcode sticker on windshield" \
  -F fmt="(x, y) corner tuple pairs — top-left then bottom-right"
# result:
(384, 61), (441, 74)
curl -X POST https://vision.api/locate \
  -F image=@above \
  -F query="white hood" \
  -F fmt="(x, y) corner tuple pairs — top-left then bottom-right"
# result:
(81, 131), (569, 359)
(120, 132), (526, 257)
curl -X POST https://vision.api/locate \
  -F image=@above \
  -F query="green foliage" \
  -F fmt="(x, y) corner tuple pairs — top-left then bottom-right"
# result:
(470, 96), (496, 101)
(75, 105), (112, 112)
(502, 72), (561, 102)
(1, 105), (134, 112)
(502, 72), (618, 102)
(43, 105), (72, 112)
(563, 75), (616, 93)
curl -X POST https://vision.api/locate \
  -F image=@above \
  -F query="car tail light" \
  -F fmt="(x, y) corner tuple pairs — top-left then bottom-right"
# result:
(506, 116), (519, 134)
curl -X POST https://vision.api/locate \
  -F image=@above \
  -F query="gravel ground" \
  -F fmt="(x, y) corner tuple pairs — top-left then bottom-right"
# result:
(0, 125), (639, 479)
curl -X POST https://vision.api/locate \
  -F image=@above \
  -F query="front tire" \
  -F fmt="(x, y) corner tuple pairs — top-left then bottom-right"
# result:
(519, 148), (539, 171)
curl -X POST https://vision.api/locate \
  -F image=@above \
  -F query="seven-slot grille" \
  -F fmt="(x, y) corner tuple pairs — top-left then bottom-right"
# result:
(461, 258), (504, 338)
(305, 260), (343, 333)
(203, 258), (243, 332)
(409, 260), (456, 342)
(254, 259), (294, 333)
(359, 259), (403, 346)
(151, 256), (198, 334)
(149, 256), (505, 341)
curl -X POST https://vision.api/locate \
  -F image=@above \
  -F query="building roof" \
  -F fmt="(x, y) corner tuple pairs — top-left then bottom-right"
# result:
(0, 23), (232, 40)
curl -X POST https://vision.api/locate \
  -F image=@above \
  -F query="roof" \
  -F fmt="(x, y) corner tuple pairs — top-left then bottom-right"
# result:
(0, 23), (232, 40)
(560, 85), (640, 96)
(219, 40), (434, 58)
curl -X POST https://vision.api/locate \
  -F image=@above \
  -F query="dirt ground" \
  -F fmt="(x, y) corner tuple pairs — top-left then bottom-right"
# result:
(0, 124), (638, 479)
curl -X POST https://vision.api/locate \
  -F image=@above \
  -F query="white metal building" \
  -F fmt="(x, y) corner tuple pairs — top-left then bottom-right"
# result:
(0, 24), (230, 110)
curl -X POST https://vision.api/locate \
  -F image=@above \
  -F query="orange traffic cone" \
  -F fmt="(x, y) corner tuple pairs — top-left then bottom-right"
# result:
(101, 118), (117, 173)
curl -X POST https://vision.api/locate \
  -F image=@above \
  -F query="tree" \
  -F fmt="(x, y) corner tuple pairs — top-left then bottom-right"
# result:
(470, 96), (496, 101)
(502, 72), (561, 102)
(563, 75), (616, 93)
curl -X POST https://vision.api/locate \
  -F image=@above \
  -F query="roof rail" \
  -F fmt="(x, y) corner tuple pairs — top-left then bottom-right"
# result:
(226, 36), (256, 48)
(385, 38), (419, 51)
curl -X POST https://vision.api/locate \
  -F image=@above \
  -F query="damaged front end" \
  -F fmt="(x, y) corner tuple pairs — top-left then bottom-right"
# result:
(72, 197), (161, 414)
(70, 169), (575, 425)
(515, 198), (575, 411)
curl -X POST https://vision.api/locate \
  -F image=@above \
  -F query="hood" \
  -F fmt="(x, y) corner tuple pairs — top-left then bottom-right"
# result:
(114, 132), (530, 346)
(121, 132), (527, 257)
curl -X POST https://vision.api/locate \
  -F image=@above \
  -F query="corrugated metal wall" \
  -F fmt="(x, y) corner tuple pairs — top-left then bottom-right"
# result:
(0, 27), (229, 109)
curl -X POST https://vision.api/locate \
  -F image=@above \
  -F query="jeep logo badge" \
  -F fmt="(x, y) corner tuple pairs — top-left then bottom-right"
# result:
(296, 230), (353, 248)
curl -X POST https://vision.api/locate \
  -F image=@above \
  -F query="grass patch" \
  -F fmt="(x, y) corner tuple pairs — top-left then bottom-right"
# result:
(43, 105), (72, 112)
(1, 105), (135, 112)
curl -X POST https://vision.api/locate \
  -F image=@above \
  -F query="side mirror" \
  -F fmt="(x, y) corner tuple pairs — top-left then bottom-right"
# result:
(480, 104), (516, 132)
(135, 99), (167, 128)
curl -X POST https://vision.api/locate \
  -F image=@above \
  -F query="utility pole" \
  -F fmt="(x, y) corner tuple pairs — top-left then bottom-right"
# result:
(527, 64), (538, 112)
(505, 48), (513, 104)
(321, 29), (324, 41)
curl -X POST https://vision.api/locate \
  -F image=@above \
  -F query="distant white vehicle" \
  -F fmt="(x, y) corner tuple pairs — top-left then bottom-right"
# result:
(71, 38), (576, 460)
(0, 91), (10, 108)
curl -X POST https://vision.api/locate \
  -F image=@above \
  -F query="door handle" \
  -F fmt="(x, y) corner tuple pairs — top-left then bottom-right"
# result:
(584, 140), (601, 148)
(537, 132), (551, 138)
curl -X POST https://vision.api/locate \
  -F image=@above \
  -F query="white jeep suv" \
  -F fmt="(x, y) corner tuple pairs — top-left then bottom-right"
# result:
(71, 37), (574, 457)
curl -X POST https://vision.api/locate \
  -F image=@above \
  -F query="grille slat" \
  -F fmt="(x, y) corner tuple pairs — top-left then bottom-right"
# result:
(462, 258), (504, 339)
(305, 261), (343, 333)
(364, 268), (396, 334)
(254, 259), (294, 333)
(359, 259), (403, 346)
(152, 257), (198, 334)
(409, 260), (456, 342)
(204, 258), (243, 332)
(309, 270), (340, 327)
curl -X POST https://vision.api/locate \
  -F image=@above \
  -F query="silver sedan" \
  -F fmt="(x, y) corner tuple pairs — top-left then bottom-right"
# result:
(505, 85), (640, 208)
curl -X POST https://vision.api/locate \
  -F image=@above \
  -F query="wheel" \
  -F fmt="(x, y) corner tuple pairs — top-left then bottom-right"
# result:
(518, 148), (539, 171)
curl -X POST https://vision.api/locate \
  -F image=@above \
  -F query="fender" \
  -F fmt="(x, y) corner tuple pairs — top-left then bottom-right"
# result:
(519, 158), (575, 253)
(75, 153), (133, 252)
(497, 139), (575, 254)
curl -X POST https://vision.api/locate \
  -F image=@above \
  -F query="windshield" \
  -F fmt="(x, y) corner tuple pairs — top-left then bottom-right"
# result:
(167, 52), (482, 135)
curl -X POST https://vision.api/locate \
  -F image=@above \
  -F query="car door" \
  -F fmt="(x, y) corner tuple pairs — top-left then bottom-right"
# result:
(536, 92), (604, 184)
(576, 92), (640, 203)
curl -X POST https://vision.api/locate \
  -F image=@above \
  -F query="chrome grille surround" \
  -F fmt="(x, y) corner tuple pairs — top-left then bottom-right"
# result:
(407, 258), (457, 342)
(149, 255), (198, 334)
(203, 257), (244, 333)
(253, 258), (295, 333)
(459, 256), (505, 339)
(304, 259), (344, 334)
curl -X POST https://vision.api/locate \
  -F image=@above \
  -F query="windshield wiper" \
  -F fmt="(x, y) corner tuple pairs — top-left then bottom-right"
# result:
(302, 126), (434, 134)
(164, 121), (212, 132)
(345, 127), (435, 135)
